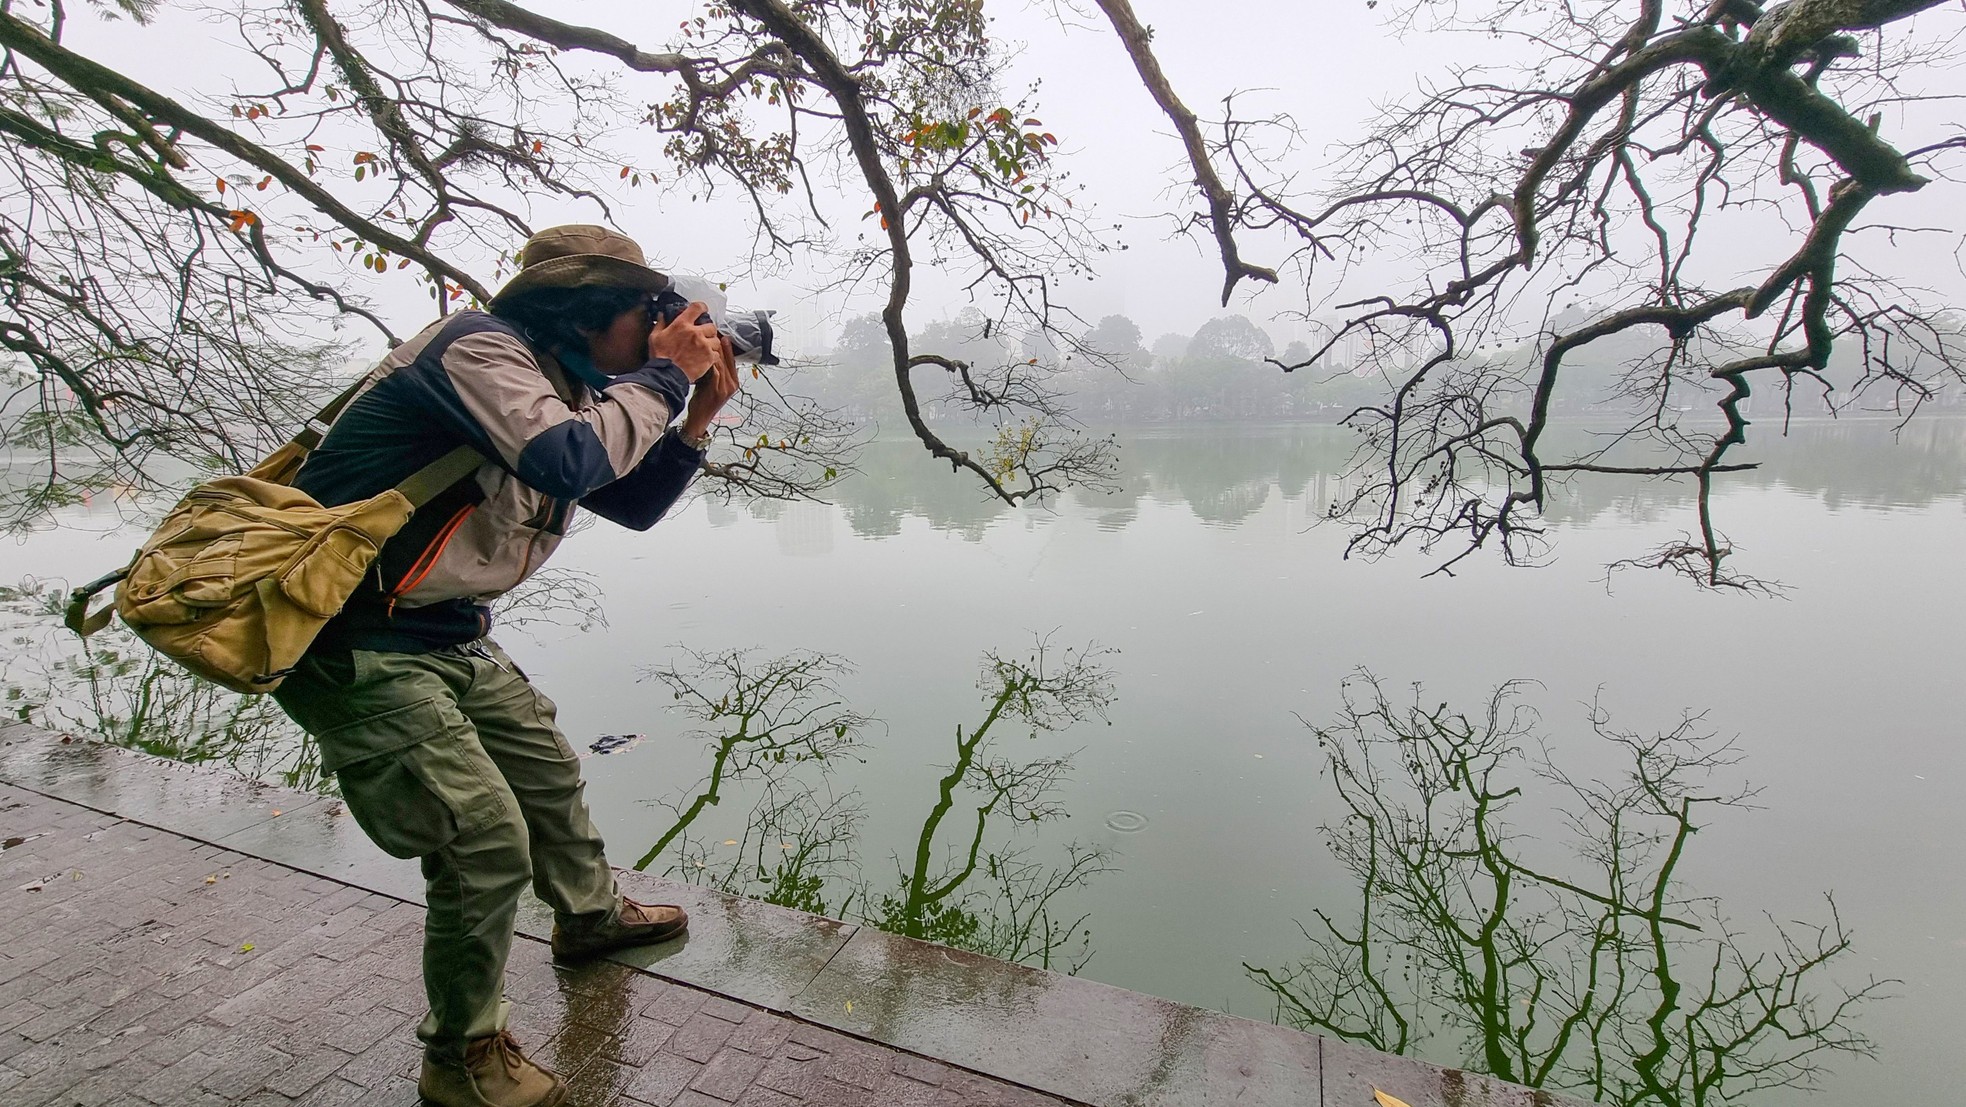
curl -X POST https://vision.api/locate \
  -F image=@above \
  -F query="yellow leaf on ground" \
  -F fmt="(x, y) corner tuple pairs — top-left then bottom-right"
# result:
(239, 943), (254, 953)
(1373, 1090), (1413, 1107)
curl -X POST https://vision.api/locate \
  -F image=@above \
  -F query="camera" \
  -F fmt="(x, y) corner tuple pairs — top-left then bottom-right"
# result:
(651, 276), (779, 366)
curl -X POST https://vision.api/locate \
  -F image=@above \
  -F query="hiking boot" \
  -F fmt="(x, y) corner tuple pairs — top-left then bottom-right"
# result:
(418, 1031), (566, 1107)
(551, 896), (689, 961)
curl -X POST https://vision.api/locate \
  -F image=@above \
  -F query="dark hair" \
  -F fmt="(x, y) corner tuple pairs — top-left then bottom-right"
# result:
(490, 284), (649, 354)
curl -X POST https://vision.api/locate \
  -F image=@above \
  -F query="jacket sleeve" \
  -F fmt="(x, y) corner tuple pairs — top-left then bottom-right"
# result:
(580, 429), (706, 531)
(438, 330), (686, 500)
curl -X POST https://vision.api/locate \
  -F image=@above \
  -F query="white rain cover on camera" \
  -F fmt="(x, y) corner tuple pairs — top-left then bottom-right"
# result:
(667, 274), (778, 364)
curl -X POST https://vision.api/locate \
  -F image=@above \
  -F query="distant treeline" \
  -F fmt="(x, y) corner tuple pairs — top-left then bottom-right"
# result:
(787, 308), (1966, 427)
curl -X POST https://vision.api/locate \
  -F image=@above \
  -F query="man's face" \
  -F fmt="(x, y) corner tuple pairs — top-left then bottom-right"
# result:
(587, 300), (655, 375)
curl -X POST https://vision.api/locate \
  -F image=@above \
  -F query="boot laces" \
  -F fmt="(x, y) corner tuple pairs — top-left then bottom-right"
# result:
(468, 1030), (528, 1073)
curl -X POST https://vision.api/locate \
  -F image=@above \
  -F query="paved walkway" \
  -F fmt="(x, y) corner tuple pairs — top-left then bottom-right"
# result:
(0, 780), (1063, 1107)
(0, 723), (1562, 1107)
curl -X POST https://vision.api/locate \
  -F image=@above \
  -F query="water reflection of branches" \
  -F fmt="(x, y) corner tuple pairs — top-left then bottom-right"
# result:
(674, 782), (864, 919)
(632, 639), (1116, 971)
(870, 641), (1116, 972)
(631, 648), (872, 875)
(1249, 674), (1884, 1105)
(0, 577), (324, 791)
(492, 567), (609, 636)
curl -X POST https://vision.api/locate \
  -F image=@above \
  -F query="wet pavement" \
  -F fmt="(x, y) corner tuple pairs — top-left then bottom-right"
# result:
(0, 723), (1572, 1107)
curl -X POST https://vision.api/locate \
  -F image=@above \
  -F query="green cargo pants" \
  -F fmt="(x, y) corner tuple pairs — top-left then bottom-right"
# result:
(274, 639), (620, 1060)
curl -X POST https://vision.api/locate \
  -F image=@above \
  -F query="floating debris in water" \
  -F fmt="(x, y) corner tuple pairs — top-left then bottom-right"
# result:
(586, 734), (646, 757)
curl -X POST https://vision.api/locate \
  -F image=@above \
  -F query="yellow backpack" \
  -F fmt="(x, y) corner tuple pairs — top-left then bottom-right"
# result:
(64, 379), (480, 694)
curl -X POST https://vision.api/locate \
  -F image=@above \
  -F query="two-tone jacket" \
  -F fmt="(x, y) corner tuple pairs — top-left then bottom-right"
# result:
(293, 310), (702, 652)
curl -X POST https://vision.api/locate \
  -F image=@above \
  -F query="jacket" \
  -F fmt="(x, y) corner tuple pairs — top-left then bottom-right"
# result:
(292, 310), (702, 652)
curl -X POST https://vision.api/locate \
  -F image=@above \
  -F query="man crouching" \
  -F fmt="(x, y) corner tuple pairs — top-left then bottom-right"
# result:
(273, 225), (738, 1107)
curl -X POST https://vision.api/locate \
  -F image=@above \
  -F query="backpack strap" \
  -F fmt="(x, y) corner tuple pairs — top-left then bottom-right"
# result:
(395, 445), (484, 507)
(290, 373), (373, 452)
(64, 565), (130, 637)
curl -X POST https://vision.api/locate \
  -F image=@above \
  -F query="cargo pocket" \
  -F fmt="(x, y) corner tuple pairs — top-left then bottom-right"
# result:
(319, 698), (509, 860)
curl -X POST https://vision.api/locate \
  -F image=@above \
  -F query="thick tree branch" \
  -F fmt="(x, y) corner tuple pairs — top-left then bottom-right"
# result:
(1091, 0), (1277, 305)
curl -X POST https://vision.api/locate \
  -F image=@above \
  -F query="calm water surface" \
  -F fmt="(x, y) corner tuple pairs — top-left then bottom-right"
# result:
(8, 419), (1963, 1104)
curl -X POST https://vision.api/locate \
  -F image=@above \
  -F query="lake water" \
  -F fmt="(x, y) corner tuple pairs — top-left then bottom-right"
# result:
(7, 418), (1963, 1104)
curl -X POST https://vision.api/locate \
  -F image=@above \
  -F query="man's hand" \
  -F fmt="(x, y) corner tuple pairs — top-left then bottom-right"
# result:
(647, 301), (722, 382)
(679, 336), (740, 445)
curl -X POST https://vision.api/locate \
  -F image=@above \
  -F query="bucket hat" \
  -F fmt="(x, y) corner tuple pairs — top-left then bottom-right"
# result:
(487, 225), (669, 310)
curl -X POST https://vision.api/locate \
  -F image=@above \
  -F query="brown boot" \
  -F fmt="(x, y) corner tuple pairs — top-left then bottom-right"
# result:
(418, 1031), (567, 1107)
(551, 896), (689, 961)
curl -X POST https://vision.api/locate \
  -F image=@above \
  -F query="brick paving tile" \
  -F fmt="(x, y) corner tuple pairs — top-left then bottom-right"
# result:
(0, 778), (1080, 1107)
(563, 1056), (643, 1107)
(624, 1051), (704, 1103)
(723, 1010), (793, 1058)
(262, 1043), (357, 1099)
(642, 983), (708, 1027)
(696, 995), (754, 1025)
(870, 1070), (948, 1107)
(688, 1047), (767, 1101)
(794, 1074), (878, 1107)
(602, 1015), (678, 1068)
(731, 1087), (803, 1107)
(816, 1035), (898, 1090)
(665, 1011), (739, 1064)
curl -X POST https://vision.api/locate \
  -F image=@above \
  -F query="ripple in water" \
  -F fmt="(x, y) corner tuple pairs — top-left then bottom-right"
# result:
(1104, 810), (1149, 834)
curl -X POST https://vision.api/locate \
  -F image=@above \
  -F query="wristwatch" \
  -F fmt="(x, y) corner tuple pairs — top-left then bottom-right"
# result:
(677, 426), (712, 452)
